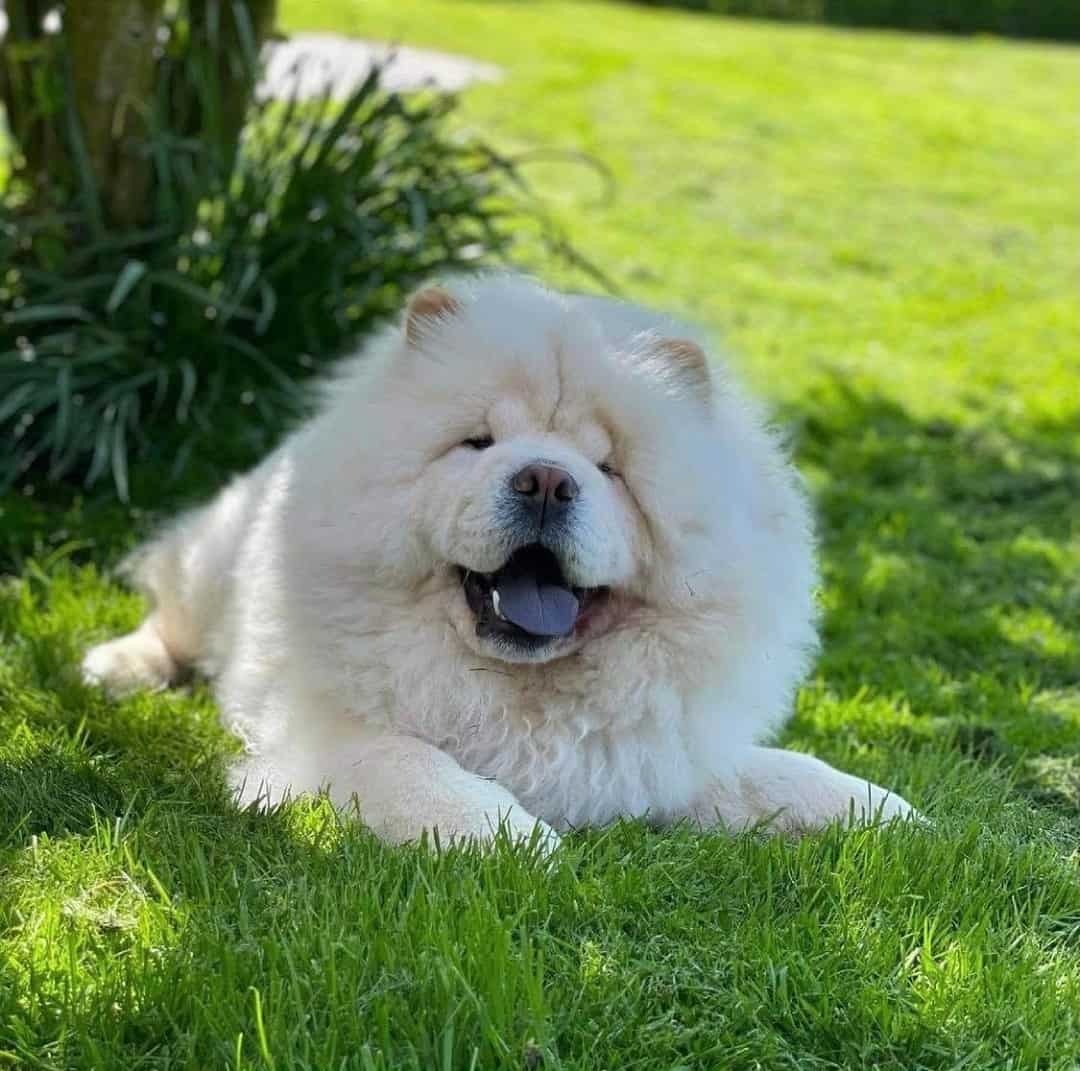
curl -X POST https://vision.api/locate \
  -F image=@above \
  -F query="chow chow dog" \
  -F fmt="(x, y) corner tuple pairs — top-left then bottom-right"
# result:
(83, 274), (915, 847)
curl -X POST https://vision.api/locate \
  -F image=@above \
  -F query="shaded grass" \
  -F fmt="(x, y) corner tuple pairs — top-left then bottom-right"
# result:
(2, 2), (1079, 1067)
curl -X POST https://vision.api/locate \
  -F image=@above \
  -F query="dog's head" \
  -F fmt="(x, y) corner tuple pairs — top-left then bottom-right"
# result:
(298, 275), (815, 675)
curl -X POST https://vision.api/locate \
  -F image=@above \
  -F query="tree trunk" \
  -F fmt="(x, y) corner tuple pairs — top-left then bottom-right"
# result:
(0, 0), (278, 227)
(65, 0), (167, 228)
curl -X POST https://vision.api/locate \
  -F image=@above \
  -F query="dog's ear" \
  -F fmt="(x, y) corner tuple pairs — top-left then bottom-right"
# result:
(404, 285), (462, 346)
(654, 338), (711, 404)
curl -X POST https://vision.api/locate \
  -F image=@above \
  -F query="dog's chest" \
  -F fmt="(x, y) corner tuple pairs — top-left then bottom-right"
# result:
(429, 698), (699, 830)
(369, 623), (705, 828)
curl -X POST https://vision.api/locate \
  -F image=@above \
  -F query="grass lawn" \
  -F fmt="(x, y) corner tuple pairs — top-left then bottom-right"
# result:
(3, 2), (1079, 1067)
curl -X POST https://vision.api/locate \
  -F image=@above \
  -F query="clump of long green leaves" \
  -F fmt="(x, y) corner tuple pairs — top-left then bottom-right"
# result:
(0, 35), (577, 499)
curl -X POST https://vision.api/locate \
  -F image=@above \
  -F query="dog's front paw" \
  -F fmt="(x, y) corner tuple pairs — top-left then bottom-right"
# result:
(355, 792), (561, 855)
(430, 808), (562, 855)
(690, 747), (921, 836)
(81, 626), (177, 697)
(792, 768), (918, 832)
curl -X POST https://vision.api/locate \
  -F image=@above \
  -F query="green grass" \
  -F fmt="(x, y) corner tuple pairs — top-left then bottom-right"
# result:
(3, 2), (1079, 1067)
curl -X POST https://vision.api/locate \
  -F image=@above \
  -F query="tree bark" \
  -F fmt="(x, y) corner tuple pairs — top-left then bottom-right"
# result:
(65, 0), (167, 228)
(1, 1), (278, 226)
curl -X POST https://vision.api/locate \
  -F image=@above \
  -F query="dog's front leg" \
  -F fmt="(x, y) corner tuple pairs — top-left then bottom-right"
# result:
(348, 733), (559, 849)
(679, 746), (917, 835)
(242, 731), (559, 851)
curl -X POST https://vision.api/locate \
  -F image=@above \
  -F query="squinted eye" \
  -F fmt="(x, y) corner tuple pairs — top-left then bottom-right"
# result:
(598, 461), (618, 477)
(463, 436), (494, 450)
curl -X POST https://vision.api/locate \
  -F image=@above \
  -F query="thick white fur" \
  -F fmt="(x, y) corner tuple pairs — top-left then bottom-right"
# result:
(83, 275), (915, 846)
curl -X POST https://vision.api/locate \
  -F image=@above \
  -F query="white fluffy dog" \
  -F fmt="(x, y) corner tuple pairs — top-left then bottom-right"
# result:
(83, 274), (914, 847)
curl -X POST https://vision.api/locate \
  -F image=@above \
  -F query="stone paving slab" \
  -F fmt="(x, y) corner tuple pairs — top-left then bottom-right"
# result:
(261, 33), (502, 98)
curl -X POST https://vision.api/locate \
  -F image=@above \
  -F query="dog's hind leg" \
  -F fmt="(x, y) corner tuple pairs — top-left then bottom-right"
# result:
(82, 470), (261, 696)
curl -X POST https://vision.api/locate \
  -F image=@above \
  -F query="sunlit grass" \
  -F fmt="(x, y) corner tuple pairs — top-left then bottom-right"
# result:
(2, 2), (1078, 1067)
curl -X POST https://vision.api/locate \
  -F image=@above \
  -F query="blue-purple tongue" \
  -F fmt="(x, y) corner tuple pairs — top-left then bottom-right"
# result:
(496, 574), (579, 637)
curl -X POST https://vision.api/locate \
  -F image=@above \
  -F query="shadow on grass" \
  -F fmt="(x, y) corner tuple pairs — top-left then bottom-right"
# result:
(2, 371), (1079, 1063)
(778, 378), (1079, 807)
(791, 379), (1077, 669)
(0, 733), (563, 1069)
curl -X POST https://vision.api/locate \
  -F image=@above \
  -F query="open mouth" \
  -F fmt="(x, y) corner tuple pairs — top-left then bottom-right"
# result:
(458, 544), (607, 651)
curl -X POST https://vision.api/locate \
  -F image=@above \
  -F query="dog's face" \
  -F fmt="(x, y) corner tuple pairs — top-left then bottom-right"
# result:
(304, 275), (808, 673)
(366, 280), (718, 665)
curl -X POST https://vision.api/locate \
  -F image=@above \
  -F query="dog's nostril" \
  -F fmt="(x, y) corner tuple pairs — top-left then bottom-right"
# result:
(554, 473), (579, 503)
(512, 468), (541, 497)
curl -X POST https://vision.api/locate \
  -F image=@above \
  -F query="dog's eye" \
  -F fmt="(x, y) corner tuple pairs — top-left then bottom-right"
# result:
(462, 435), (494, 450)
(598, 461), (618, 478)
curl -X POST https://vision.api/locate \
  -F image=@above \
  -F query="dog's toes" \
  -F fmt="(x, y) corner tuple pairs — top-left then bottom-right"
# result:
(497, 813), (563, 856)
(870, 790), (922, 824)
(431, 811), (562, 856)
(803, 778), (922, 833)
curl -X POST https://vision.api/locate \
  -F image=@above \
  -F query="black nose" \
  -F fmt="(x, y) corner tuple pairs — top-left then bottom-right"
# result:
(510, 463), (579, 527)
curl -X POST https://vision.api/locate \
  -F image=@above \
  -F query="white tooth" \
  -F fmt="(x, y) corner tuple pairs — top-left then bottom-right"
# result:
(492, 589), (504, 620)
